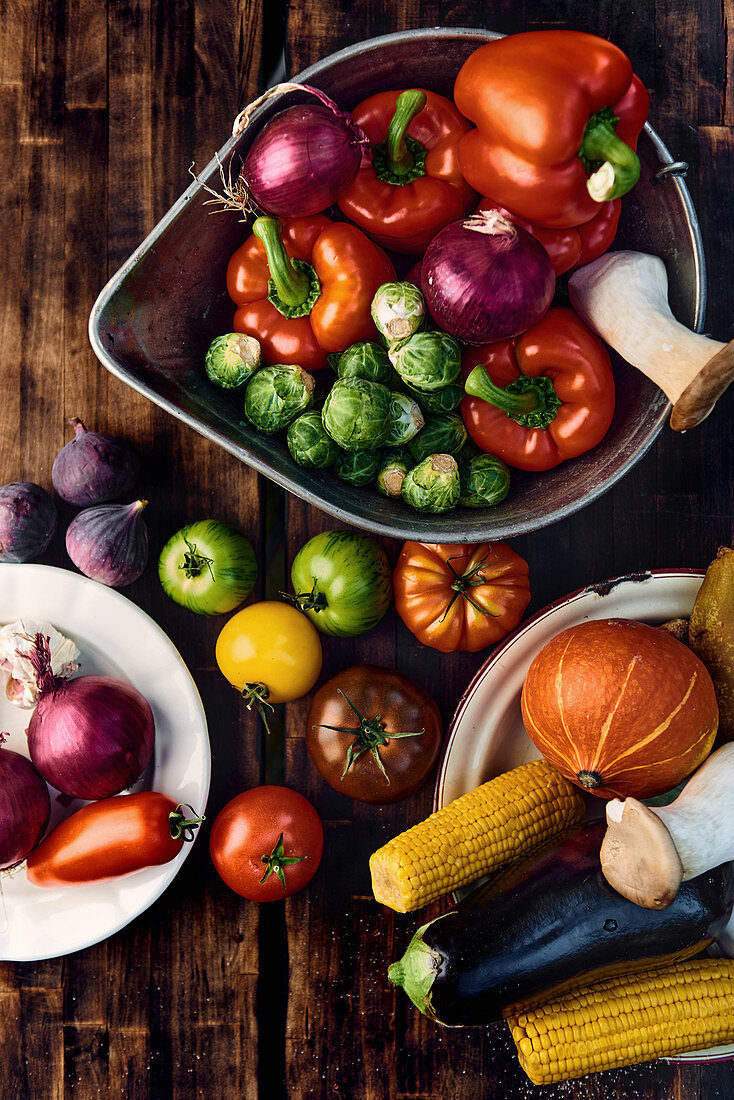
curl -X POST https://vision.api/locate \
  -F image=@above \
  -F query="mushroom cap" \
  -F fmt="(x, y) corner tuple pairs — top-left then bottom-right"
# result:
(671, 337), (734, 431)
(600, 797), (683, 910)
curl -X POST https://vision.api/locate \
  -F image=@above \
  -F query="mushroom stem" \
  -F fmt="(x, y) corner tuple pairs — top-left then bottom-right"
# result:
(600, 743), (734, 909)
(568, 251), (734, 431)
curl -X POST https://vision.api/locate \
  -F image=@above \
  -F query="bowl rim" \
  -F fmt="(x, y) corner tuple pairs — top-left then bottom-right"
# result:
(87, 28), (707, 542)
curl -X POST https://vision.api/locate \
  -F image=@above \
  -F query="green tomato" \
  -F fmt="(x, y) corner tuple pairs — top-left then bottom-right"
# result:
(289, 530), (392, 637)
(158, 520), (257, 615)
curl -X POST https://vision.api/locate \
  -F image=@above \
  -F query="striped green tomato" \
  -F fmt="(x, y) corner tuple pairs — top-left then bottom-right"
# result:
(288, 530), (392, 637)
(158, 520), (257, 616)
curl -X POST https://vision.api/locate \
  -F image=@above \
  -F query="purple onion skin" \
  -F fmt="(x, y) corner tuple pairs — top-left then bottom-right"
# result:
(422, 216), (556, 345)
(0, 482), (57, 563)
(52, 418), (140, 506)
(243, 104), (363, 217)
(27, 675), (155, 801)
(65, 500), (149, 587)
(0, 745), (51, 869)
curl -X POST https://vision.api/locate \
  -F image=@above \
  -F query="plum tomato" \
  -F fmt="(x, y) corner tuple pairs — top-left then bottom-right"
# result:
(209, 785), (323, 901)
(306, 665), (443, 804)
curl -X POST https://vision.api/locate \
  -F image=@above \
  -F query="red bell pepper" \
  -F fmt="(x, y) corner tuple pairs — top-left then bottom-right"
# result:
(226, 215), (395, 371)
(461, 307), (615, 471)
(337, 88), (477, 254)
(477, 199), (622, 275)
(454, 31), (649, 228)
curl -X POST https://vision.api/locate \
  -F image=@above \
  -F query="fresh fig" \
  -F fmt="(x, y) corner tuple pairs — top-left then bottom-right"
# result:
(65, 500), (149, 587)
(0, 482), (57, 563)
(52, 417), (140, 506)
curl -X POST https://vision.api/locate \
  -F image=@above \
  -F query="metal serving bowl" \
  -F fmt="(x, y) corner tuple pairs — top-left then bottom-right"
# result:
(89, 28), (705, 542)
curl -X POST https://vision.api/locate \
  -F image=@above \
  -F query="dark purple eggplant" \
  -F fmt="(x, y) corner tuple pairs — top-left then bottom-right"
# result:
(65, 500), (149, 587)
(52, 418), (140, 506)
(388, 821), (734, 1025)
(0, 482), (57, 563)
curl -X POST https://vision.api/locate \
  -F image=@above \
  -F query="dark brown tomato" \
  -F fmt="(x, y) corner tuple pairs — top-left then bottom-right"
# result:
(306, 664), (443, 804)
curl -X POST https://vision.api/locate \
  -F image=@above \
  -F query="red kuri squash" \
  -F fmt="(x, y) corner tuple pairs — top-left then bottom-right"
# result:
(520, 618), (718, 799)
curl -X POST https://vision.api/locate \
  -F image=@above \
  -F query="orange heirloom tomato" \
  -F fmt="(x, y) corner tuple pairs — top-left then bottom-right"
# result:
(393, 542), (531, 654)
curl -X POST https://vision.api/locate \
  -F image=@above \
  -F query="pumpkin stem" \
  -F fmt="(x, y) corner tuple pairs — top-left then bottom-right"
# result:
(577, 770), (604, 789)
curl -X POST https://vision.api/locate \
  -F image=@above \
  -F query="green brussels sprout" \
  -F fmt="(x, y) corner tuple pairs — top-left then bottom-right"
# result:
(287, 410), (341, 468)
(334, 342), (392, 384)
(244, 364), (315, 434)
(408, 413), (467, 464)
(371, 281), (426, 344)
(403, 379), (463, 413)
(456, 436), (483, 468)
(386, 392), (425, 447)
(333, 448), (382, 486)
(375, 447), (411, 498)
(402, 454), (460, 514)
(459, 454), (512, 508)
(389, 331), (462, 392)
(322, 378), (392, 452)
(205, 333), (262, 389)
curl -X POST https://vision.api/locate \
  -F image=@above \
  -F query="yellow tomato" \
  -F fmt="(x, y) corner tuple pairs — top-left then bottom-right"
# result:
(216, 601), (322, 704)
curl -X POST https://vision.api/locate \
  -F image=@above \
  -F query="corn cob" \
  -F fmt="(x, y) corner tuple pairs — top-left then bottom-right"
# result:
(369, 758), (585, 912)
(508, 957), (734, 1085)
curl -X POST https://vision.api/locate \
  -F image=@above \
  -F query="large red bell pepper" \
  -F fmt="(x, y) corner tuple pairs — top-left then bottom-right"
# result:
(454, 31), (649, 229)
(337, 88), (477, 254)
(227, 215), (395, 371)
(461, 307), (615, 471)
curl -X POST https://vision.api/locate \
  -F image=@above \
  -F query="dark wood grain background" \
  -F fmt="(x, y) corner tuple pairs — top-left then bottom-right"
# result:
(0, 1), (732, 1097)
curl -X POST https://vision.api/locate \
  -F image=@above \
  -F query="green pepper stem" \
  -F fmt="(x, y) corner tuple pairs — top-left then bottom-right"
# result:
(252, 217), (321, 317)
(580, 108), (641, 201)
(371, 91), (428, 185)
(464, 366), (562, 430)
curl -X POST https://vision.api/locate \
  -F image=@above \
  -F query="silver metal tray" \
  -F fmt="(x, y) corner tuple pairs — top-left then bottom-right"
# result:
(88, 28), (705, 542)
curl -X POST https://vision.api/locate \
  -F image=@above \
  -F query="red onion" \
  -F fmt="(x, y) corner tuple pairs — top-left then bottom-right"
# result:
(0, 737), (50, 869)
(52, 418), (140, 506)
(239, 85), (366, 217)
(26, 634), (155, 801)
(66, 500), (149, 587)
(422, 210), (556, 345)
(0, 482), (57, 563)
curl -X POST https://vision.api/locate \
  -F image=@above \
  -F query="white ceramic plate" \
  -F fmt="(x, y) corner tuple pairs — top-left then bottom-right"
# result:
(435, 569), (734, 1064)
(0, 564), (210, 962)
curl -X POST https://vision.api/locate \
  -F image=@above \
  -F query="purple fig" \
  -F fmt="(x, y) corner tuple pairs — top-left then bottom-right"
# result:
(65, 500), (149, 587)
(52, 417), (140, 506)
(0, 482), (57, 563)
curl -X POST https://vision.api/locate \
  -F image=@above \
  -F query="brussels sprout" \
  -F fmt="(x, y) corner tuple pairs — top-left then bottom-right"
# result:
(334, 342), (392, 384)
(287, 410), (341, 468)
(375, 448), (411, 498)
(459, 454), (512, 508)
(389, 330), (462, 392)
(403, 379), (463, 413)
(244, 364), (316, 434)
(205, 333), (262, 389)
(456, 436), (483, 468)
(408, 413), (467, 464)
(333, 448), (382, 486)
(386, 392), (425, 447)
(322, 378), (392, 451)
(371, 282), (426, 344)
(402, 454), (460, 514)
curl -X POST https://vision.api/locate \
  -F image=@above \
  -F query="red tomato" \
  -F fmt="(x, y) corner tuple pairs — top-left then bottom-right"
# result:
(25, 792), (202, 887)
(306, 665), (443, 804)
(209, 786), (323, 901)
(393, 541), (531, 653)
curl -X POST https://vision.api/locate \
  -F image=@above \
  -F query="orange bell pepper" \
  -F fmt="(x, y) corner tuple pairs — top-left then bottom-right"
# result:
(461, 306), (616, 472)
(227, 215), (395, 371)
(337, 88), (477, 254)
(454, 31), (649, 229)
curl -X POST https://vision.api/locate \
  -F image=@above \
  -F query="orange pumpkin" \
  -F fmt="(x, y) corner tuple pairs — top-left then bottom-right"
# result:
(520, 618), (718, 799)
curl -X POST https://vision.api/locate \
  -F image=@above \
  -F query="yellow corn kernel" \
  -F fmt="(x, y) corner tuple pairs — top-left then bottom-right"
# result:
(369, 759), (585, 912)
(508, 958), (734, 1086)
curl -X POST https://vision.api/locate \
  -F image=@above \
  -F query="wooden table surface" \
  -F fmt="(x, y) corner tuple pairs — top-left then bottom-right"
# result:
(1, 1), (733, 1097)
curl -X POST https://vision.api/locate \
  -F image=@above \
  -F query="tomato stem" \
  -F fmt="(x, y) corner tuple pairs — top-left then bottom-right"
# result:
(180, 535), (215, 580)
(240, 682), (275, 735)
(168, 804), (205, 842)
(439, 552), (503, 623)
(259, 832), (307, 890)
(280, 583), (328, 614)
(313, 688), (424, 785)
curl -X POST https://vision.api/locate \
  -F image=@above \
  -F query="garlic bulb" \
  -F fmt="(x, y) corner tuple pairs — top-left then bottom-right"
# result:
(0, 619), (80, 707)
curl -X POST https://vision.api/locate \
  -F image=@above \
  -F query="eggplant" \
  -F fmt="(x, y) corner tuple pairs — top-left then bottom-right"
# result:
(388, 821), (734, 1026)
